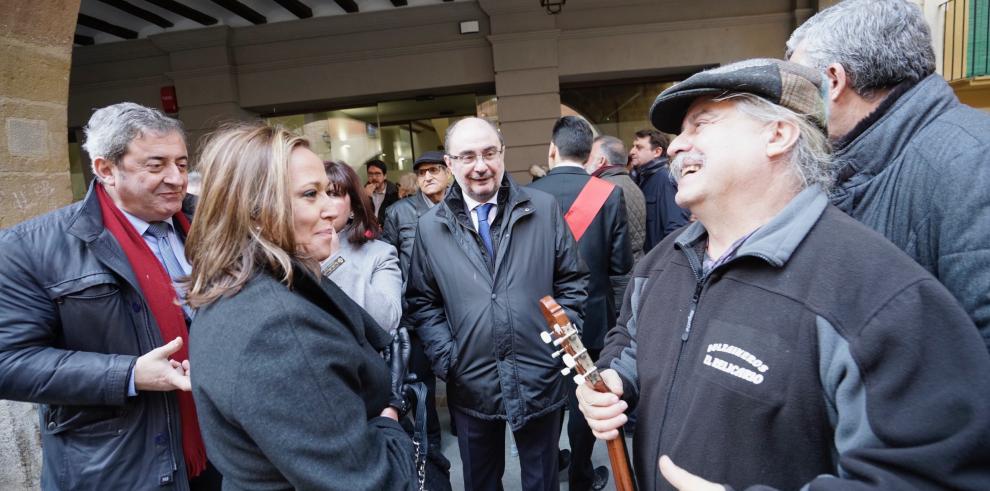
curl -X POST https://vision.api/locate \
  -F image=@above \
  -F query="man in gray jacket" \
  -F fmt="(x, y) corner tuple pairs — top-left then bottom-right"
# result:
(407, 117), (589, 491)
(787, 0), (990, 350)
(587, 135), (646, 265)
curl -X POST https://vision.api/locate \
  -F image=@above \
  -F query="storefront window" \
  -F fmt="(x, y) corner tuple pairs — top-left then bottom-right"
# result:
(560, 80), (682, 150)
(268, 92), (497, 182)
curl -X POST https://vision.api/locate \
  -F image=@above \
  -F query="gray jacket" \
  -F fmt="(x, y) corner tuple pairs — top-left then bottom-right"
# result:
(833, 73), (990, 350)
(322, 229), (402, 335)
(406, 178), (589, 430)
(0, 182), (195, 490)
(596, 165), (646, 263)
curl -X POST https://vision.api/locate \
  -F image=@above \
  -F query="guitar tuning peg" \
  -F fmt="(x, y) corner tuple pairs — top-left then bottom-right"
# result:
(562, 353), (576, 368)
(540, 331), (553, 344)
(574, 374), (586, 386)
(551, 348), (565, 359)
(560, 367), (571, 376)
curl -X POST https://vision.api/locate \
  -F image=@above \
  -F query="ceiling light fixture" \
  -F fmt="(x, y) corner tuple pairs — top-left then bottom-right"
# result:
(541, 0), (565, 15)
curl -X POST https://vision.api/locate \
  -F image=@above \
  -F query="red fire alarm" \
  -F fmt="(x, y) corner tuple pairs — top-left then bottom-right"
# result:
(160, 86), (179, 113)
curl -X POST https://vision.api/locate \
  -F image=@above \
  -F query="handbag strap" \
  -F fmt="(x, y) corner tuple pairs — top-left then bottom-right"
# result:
(407, 381), (429, 491)
(564, 177), (615, 242)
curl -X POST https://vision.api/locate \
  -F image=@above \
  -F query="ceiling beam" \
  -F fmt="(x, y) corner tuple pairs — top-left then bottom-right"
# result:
(74, 34), (95, 46)
(273, 0), (313, 19)
(209, 0), (266, 24)
(77, 13), (138, 39)
(142, 0), (218, 26)
(333, 0), (359, 13)
(390, 0), (408, 6)
(97, 0), (173, 28)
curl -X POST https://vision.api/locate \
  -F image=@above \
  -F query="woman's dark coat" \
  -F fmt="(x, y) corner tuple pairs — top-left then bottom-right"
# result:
(189, 263), (415, 490)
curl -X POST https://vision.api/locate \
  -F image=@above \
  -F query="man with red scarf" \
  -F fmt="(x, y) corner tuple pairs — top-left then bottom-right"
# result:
(0, 102), (219, 490)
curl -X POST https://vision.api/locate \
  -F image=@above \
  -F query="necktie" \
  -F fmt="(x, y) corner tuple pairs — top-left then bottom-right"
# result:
(476, 203), (495, 262)
(145, 221), (193, 320)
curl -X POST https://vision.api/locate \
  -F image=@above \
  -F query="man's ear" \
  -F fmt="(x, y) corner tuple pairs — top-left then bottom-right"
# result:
(766, 120), (799, 160)
(825, 63), (848, 103)
(92, 156), (116, 186)
(548, 142), (557, 166)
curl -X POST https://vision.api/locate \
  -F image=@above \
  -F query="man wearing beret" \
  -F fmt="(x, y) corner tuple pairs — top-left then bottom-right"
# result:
(576, 59), (990, 490)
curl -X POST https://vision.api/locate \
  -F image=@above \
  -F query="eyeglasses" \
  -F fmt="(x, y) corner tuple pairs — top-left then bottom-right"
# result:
(447, 146), (503, 165)
(416, 166), (446, 177)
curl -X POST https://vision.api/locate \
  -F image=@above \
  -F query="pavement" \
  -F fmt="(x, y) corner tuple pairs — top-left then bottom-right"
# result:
(435, 397), (626, 491)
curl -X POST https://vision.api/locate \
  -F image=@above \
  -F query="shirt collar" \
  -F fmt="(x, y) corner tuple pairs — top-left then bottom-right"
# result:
(120, 208), (173, 237)
(461, 190), (498, 212)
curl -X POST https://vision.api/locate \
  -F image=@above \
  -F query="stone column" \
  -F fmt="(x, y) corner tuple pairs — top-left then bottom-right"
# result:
(488, 30), (562, 183)
(0, 1), (80, 488)
(480, 0), (563, 182)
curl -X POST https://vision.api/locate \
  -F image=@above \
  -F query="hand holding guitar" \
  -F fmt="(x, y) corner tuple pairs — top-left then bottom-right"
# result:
(575, 368), (628, 440)
(539, 296), (637, 491)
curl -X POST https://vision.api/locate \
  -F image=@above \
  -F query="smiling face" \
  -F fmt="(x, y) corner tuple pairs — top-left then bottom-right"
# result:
(96, 131), (188, 222)
(289, 147), (336, 261)
(445, 119), (505, 202)
(667, 97), (771, 214)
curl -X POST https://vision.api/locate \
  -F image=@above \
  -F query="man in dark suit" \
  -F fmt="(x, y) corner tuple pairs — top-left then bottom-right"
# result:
(529, 116), (632, 491)
(365, 158), (400, 227)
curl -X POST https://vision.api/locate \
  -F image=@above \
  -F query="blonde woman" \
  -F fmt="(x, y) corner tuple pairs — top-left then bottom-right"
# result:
(184, 122), (416, 490)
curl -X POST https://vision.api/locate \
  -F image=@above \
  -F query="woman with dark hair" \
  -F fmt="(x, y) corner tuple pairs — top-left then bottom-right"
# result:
(184, 123), (415, 489)
(321, 160), (402, 335)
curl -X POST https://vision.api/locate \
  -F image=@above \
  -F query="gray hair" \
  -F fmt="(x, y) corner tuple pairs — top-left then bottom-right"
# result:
(786, 0), (935, 100)
(593, 135), (627, 167)
(444, 117), (504, 154)
(83, 102), (185, 165)
(716, 93), (834, 193)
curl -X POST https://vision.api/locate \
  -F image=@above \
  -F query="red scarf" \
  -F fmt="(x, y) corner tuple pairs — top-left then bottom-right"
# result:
(96, 184), (207, 478)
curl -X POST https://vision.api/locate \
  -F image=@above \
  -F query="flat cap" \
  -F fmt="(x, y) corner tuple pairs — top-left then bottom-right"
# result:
(649, 58), (827, 134)
(414, 150), (446, 169)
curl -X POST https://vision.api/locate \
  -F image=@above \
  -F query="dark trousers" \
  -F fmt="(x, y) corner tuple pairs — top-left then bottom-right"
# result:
(566, 348), (601, 491)
(451, 406), (561, 491)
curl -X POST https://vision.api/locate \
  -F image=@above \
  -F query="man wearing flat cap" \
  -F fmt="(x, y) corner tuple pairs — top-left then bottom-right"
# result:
(576, 59), (990, 491)
(381, 150), (453, 490)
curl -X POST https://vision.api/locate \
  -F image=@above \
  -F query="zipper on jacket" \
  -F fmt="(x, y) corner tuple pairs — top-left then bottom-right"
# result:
(682, 282), (704, 341)
(654, 251), (707, 487)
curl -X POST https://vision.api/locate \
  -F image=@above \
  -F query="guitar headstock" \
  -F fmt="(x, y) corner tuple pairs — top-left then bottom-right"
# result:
(538, 296), (605, 390)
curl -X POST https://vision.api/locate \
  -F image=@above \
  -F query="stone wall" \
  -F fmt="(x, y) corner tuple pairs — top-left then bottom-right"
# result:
(0, 1), (79, 487)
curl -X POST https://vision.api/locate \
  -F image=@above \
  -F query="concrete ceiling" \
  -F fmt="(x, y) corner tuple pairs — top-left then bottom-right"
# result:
(75, 0), (466, 45)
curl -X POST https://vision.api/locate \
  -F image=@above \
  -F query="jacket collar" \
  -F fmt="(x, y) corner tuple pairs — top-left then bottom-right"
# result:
(594, 165), (630, 178)
(68, 179), (197, 244)
(438, 175), (531, 224)
(288, 260), (391, 350)
(547, 165), (589, 177)
(833, 74), (957, 186)
(675, 185), (828, 270)
(633, 156), (668, 182)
